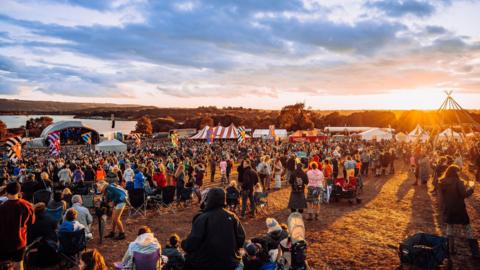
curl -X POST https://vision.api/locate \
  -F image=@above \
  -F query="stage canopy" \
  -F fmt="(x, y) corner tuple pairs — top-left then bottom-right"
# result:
(95, 139), (127, 153)
(37, 120), (99, 146)
(358, 128), (394, 142)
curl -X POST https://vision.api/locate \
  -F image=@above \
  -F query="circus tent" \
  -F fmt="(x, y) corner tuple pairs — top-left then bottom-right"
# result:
(190, 123), (249, 140)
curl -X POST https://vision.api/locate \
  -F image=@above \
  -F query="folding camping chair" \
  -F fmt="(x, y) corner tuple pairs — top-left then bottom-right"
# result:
(58, 229), (87, 268)
(46, 206), (64, 224)
(161, 186), (177, 213)
(128, 189), (147, 217)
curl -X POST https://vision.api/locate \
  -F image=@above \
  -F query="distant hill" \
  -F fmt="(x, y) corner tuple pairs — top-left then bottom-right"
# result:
(0, 99), (156, 113)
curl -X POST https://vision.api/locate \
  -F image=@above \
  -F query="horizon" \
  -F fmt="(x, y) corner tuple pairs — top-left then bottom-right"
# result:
(1, 0), (480, 109)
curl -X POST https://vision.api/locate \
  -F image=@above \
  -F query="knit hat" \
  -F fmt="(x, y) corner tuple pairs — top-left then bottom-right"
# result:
(245, 242), (258, 256)
(266, 218), (282, 233)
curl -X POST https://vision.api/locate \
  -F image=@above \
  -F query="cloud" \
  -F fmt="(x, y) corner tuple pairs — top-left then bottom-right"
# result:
(365, 0), (436, 17)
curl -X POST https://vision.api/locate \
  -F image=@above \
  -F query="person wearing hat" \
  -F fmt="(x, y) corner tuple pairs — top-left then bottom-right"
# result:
(288, 161), (308, 213)
(0, 181), (35, 270)
(264, 218), (288, 252)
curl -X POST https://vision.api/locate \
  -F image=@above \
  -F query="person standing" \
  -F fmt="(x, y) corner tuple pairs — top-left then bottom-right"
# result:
(439, 165), (479, 258)
(104, 182), (128, 240)
(288, 162), (308, 213)
(123, 163), (135, 190)
(0, 182), (36, 270)
(360, 151), (370, 177)
(274, 157), (284, 189)
(182, 188), (245, 270)
(210, 156), (217, 183)
(241, 160), (259, 218)
(306, 162), (324, 221)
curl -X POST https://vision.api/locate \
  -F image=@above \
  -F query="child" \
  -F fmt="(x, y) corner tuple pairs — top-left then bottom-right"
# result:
(226, 181), (240, 212)
(162, 234), (185, 270)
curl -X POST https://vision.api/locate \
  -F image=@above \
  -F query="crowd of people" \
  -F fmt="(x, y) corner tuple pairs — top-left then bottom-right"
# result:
(0, 135), (479, 269)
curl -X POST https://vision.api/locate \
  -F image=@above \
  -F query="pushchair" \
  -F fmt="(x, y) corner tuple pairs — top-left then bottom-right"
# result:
(398, 233), (450, 269)
(330, 177), (361, 204)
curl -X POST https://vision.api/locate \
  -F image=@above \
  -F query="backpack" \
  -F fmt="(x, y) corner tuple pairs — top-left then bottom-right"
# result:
(292, 176), (304, 192)
(277, 237), (308, 270)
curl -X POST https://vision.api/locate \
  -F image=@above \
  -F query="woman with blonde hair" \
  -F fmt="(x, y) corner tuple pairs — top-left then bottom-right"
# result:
(80, 249), (108, 270)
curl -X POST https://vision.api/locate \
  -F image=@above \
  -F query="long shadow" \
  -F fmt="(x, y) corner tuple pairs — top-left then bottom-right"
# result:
(404, 183), (437, 237)
(396, 174), (414, 202)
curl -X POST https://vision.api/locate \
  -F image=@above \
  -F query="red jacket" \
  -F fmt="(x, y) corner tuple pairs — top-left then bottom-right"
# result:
(153, 172), (167, 188)
(0, 199), (35, 252)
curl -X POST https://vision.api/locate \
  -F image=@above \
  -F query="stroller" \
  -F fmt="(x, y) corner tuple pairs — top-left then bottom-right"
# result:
(330, 177), (361, 204)
(398, 233), (450, 269)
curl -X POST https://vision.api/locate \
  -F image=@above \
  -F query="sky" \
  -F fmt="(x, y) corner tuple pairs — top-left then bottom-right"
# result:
(0, 0), (480, 110)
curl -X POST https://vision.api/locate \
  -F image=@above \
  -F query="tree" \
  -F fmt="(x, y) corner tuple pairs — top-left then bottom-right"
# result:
(26, 116), (53, 137)
(199, 115), (214, 128)
(152, 116), (177, 132)
(277, 103), (314, 131)
(0, 120), (6, 140)
(135, 116), (153, 135)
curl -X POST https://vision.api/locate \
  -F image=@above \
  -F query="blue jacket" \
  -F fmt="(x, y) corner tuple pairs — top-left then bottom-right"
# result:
(134, 172), (145, 189)
(59, 220), (85, 233)
(106, 184), (128, 204)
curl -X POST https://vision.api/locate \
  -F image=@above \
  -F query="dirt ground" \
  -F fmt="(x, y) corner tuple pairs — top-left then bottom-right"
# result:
(90, 164), (480, 270)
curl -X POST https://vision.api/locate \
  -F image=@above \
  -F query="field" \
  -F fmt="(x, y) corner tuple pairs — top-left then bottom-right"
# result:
(90, 164), (480, 270)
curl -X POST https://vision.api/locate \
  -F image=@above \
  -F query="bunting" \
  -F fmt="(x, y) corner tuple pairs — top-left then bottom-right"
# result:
(6, 136), (23, 160)
(48, 131), (61, 156)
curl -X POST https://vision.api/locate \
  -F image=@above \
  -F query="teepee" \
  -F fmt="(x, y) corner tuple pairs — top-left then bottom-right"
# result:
(437, 91), (480, 131)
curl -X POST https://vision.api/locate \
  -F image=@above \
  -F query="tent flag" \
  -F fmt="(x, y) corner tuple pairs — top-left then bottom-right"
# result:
(81, 132), (92, 144)
(237, 126), (246, 143)
(207, 127), (214, 144)
(111, 114), (115, 129)
(48, 131), (61, 156)
(6, 136), (23, 160)
(115, 132), (123, 142)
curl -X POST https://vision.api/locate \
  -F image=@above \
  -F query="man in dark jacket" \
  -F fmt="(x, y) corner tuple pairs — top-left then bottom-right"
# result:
(241, 160), (259, 218)
(182, 188), (245, 270)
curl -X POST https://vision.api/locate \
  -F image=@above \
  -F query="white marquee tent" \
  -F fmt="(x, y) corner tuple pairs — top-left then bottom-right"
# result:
(253, 129), (288, 139)
(437, 128), (462, 140)
(408, 124), (430, 142)
(95, 139), (127, 153)
(358, 128), (394, 142)
(395, 132), (409, 142)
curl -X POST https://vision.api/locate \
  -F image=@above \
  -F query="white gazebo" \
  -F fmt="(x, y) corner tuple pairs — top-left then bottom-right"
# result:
(437, 128), (462, 140)
(359, 128), (394, 142)
(408, 124), (430, 142)
(95, 139), (127, 153)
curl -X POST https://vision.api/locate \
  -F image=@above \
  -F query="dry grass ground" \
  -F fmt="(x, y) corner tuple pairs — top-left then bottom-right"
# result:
(90, 164), (480, 270)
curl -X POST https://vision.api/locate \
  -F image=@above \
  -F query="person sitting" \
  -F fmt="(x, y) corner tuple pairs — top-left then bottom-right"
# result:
(242, 242), (265, 270)
(106, 166), (120, 184)
(162, 234), (185, 270)
(47, 191), (67, 211)
(263, 218), (288, 252)
(117, 226), (162, 269)
(226, 181), (240, 212)
(59, 208), (86, 233)
(27, 203), (59, 267)
(80, 249), (108, 270)
(21, 174), (40, 202)
(62, 188), (73, 208)
(68, 195), (93, 239)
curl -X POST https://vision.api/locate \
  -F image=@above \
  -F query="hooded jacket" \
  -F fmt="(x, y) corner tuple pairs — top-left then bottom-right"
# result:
(162, 245), (185, 270)
(121, 232), (161, 269)
(181, 188), (246, 270)
(439, 176), (473, 225)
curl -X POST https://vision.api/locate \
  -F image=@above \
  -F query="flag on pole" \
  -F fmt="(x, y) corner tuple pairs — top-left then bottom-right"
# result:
(111, 114), (115, 129)
(131, 133), (141, 145)
(81, 132), (92, 144)
(6, 136), (23, 160)
(237, 126), (246, 143)
(206, 127), (214, 144)
(170, 131), (179, 148)
(48, 131), (61, 156)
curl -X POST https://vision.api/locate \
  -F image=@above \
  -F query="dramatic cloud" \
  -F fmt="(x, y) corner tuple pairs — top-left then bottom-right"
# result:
(0, 0), (479, 108)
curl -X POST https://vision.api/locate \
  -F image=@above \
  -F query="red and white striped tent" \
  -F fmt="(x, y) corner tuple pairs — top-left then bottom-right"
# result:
(190, 123), (249, 140)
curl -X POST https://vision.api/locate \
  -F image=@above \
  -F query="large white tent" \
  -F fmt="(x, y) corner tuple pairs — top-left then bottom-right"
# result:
(358, 128), (394, 142)
(95, 139), (127, 153)
(395, 132), (409, 142)
(408, 124), (430, 142)
(437, 128), (462, 140)
(253, 129), (288, 139)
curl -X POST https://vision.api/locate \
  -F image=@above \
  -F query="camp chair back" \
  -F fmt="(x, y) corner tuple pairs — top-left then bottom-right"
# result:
(133, 250), (161, 270)
(128, 189), (147, 217)
(162, 186), (176, 205)
(46, 206), (64, 224)
(33, 189), (52, 205)
(58, 228), (86, 258)
(81, 194), (95, 208)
